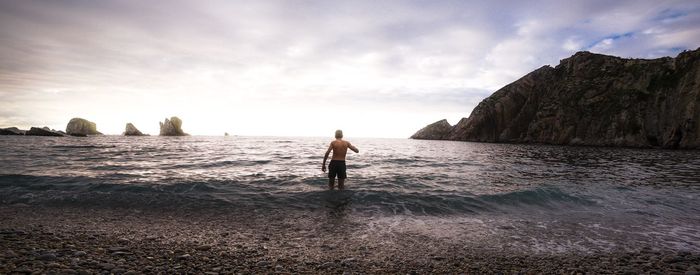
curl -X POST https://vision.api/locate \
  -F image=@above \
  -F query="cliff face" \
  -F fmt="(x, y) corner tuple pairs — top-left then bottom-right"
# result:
(412, 48), (700, 149)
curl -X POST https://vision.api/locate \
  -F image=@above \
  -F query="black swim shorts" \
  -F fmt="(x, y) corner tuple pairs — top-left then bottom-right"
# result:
(328, 160), (347, 179)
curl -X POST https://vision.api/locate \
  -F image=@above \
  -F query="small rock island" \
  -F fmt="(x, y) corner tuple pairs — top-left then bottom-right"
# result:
(1, 116), (189, 137)
(159, 116), (188, 136)
(0, 127), (25, 135)
(26, 127), (65, 137)
(412, 48), (700, 149)
(123, 123), (147, 136)
(66, 118), (102, 136)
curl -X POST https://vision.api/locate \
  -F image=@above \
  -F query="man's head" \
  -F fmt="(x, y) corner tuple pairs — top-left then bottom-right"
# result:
(335, 129), (343, 139)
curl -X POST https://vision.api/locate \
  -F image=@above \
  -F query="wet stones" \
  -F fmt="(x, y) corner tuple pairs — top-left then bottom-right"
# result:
(73, 251), (86, 257)
(37, 253), (57, 261)
(3, 206), (700, 274)
(98, 262), (115, 271)
(107, 246), (128, 253)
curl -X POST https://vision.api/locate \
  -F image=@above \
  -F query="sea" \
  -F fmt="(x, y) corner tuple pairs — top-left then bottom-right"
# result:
(1, 135), (699, 253)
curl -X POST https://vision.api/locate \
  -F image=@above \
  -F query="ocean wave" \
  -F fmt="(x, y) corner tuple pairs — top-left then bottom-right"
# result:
(479, 188), (596, 208)
(51, 145), (116, 149)
(198, 159), (272, 168)
(131, 159), (276, 170)
(0, 174), (596, 215)
(385, 157), (425, 165)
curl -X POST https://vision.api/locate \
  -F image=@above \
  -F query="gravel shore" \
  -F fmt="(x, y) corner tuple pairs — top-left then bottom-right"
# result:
(1, 205), (699, 274)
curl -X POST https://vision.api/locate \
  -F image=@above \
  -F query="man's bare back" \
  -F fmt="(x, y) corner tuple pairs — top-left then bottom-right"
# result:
(322, 130), (359, 190)
(329, 140), (356, 160)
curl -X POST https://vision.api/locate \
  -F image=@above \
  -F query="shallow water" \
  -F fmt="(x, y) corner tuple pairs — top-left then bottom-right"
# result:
(1, 135), (699, 253)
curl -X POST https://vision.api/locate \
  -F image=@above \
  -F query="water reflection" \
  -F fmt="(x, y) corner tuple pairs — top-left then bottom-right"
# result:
(321, 190), (353, 221)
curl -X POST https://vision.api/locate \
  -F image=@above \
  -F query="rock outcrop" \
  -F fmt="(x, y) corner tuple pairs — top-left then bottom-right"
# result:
(66, 118), (102, 136)
(124, 123), (147, 136)
(0, 127), (25, 135)
(412, 48), (700, 149)
(410, 119), (452, 140)
(25, 127), (65, 137)
(159, 117), (188, 136)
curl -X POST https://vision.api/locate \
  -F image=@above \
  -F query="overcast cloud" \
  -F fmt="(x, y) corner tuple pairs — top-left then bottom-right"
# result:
(1, 0), (699, 137)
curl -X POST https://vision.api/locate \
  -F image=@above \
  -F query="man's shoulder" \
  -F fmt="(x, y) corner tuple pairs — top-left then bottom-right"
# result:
(331, 139), (349, 146)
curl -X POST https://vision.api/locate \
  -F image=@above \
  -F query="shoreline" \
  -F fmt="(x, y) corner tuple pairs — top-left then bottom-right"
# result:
(2, 205), (699, 274)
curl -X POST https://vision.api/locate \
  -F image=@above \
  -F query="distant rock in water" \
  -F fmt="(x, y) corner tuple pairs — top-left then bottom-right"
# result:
(412, 48), (700, 149)
(225, 132), (229, 136)
(66, 118), (102, 136)
(410, 119), (452, 140)
(124, 123), (147, 136)
(0, 127), (25, 135)
(159, 116), (188, 136)
(26, 127), (65, 137)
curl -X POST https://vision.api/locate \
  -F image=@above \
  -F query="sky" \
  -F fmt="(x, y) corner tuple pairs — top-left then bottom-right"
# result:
(1, 0), (699, 137)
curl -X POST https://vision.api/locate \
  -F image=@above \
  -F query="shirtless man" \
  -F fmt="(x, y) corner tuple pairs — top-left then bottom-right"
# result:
(322, 130), (359, 190)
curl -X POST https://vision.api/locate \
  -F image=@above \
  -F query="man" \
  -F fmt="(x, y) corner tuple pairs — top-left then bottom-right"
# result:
(322, 129), (359, 190)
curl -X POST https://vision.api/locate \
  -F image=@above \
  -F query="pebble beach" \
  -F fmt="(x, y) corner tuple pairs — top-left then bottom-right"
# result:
(2, 205), (700, 274)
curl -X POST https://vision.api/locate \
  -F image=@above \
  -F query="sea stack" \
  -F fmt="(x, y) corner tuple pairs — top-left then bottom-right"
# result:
(124, 123), (147, 136)
(66, 118), (102, 136)
(159, 116), (188, 136)
(411, 48), (700, 149)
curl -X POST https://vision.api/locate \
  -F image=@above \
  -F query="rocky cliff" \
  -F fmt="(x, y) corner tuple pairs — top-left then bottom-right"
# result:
(66, 118), (102, 136)
(412, 48), (700, 149)
(159, 117), (188, 136)
(410, 119), (452, 140)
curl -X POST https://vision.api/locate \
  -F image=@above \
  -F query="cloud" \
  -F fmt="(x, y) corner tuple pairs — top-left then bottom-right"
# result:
(0, 0), (699, 137)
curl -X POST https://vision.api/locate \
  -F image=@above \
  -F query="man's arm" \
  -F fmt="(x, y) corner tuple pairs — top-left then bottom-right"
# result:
(322, 143), (332, 172)
(348, 142), (359, 153)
